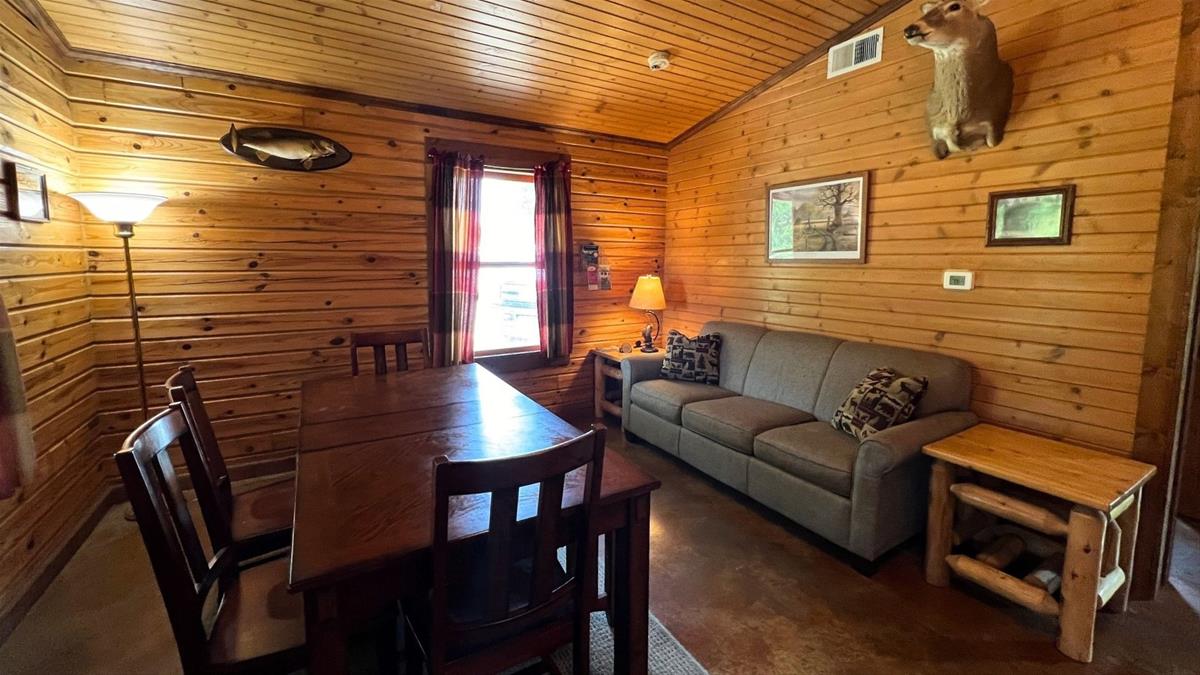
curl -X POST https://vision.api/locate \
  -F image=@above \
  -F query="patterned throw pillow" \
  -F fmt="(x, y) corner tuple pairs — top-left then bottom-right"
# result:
(659, 330), (721, 385)
(831, 367), (928, 440)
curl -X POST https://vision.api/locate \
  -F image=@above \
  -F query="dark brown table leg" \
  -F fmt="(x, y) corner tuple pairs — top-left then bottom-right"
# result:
(612, 493), (650, 675)
(305, 587), (348, 675)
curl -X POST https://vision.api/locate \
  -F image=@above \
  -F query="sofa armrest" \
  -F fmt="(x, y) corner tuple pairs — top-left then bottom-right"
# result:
(620, 352), (665, 424)
(855, 411), (978, 479)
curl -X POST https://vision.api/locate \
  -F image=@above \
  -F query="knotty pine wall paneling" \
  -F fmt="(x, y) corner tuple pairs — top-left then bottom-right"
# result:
(665, 0), (1181, 455)
(0, 3), (105, 630)
(70, 66), (666, 474)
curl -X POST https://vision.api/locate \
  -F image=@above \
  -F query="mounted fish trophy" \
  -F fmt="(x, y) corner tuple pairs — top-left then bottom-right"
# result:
(219, 124), (352, 171)
(904, 0), (1013, 160)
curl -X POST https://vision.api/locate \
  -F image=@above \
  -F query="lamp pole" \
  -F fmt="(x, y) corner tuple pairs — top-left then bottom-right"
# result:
(116, 222), (149, 421)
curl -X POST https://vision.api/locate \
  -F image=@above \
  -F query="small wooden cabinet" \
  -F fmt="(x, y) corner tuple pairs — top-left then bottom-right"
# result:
(923, 424), (1156, 663)
(590, 348), (636, 419)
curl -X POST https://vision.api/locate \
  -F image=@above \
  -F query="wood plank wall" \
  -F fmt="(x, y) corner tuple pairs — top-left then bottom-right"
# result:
(0, 0), (664, 629)
(666, 0), (1181, 455)
(0, 2), (107, 627)
(69, 66), (665, 471)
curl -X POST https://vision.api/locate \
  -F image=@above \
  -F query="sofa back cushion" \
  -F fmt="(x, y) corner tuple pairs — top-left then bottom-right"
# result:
(813, 342), (972, 422)
(699, 321), (767, 394)
(742, 330), (842, 411)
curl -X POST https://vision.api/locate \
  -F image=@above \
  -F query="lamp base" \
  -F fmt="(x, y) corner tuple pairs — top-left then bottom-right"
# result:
(639, 345), (659, 353)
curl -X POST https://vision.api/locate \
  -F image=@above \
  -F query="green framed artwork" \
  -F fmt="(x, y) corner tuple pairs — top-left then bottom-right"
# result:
(986, 185), (1075, 246)
(765, 171), (869, 263)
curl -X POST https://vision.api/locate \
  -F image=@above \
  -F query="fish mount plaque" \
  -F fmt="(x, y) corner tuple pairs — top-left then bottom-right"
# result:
(219, 124), (352, 171)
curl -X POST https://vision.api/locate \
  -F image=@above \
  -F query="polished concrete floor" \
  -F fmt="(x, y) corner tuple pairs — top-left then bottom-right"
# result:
(2, 429), (1199, 674)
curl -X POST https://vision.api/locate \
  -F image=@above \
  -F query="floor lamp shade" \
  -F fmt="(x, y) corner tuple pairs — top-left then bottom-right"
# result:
(69, 192), (165, 422)
(69, 192), (166, 233)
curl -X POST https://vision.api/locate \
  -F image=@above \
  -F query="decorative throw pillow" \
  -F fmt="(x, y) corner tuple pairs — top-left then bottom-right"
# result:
(831, 367), (928, 440)
(660, 330), (721, 385)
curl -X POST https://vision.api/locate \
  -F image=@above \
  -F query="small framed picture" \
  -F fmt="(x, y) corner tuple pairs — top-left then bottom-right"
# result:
(766, 172), (869, 263)
(986, 185), (1075, 246)
(3, 161), (50, 222)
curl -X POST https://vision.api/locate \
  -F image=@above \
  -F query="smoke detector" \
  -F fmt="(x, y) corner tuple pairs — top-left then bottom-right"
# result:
(647, 51), (671, 71)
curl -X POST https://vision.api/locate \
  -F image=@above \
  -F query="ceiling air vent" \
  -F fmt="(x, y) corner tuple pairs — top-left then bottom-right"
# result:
(827, 27), (883, 79)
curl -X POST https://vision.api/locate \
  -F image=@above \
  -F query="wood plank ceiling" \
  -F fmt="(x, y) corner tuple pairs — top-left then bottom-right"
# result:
(34, 0), (892, 143)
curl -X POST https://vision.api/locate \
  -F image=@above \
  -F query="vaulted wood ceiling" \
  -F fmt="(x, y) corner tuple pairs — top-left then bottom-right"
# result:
(35, 0), (893, 142)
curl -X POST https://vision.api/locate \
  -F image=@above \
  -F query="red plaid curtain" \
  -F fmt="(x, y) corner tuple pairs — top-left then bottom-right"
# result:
(533, 159), (574, 360)
(429, 150), (484, 367)
(0, 296), (34, 499)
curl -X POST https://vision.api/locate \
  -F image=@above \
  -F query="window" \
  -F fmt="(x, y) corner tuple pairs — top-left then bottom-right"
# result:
(473, 170), (540, 355)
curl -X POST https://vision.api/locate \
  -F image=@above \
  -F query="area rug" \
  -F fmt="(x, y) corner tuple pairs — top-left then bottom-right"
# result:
(545, 610), (708, 674)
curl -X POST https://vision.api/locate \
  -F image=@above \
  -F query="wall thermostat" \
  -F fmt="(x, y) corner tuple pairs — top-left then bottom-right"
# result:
(943, 270), (974, 291)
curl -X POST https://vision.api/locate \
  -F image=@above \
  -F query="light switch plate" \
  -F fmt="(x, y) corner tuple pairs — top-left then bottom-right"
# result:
(943, 270), (974, 291)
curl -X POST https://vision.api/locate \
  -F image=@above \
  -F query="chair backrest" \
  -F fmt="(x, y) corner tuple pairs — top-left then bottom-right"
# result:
(165, 366), (234, 551)
(350, 327), (431, 375)
(429, 425), (606, 668)
(115, 404), (238, 673)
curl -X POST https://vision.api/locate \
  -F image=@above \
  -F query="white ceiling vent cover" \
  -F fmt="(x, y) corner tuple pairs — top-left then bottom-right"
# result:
(827, 27), (883, 78)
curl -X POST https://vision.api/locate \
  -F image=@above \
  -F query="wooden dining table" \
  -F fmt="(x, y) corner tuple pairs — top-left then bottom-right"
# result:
(288, 363), (661, 674)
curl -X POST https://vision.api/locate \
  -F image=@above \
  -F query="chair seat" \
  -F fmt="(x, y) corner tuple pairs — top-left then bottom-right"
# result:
(630, 379), (736, 425)
(682, 396), (813, 455)
(207, 557), (306, 673)
(754, 422), (860, 497)
(230, 478), (293, 556)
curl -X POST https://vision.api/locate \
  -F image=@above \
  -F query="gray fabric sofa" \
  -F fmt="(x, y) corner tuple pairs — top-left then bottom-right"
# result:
(621, 321), (978, 561)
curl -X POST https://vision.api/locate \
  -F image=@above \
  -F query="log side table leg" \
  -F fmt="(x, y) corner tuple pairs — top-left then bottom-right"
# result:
(925, 460), (956, 586)
(1059, 506), (1107, 663)
(1105, 487), (1141, 614)
(593, 354), (605, 418)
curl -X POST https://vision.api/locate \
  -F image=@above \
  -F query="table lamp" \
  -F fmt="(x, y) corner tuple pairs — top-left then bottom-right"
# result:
(69, 192), (167, 421)
(629, 274), (666, 353)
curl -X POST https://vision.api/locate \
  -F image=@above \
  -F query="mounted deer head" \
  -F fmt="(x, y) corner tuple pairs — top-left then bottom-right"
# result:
(904, 0), (1013, 159)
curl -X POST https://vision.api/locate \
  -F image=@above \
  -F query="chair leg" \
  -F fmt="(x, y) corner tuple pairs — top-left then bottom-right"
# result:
(573, 613), (591, 675)
(375, 604), (399, 674)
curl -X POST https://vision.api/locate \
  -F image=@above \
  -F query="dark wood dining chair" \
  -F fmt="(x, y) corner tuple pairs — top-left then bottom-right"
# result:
(349, 327), (431, 375)
(166, 366), (293, 561)
(404, 425), (607, 675)
(115, 404), (307, 675)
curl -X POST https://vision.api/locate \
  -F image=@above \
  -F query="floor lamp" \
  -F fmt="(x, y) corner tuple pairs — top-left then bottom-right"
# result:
(69, 192), (166, 422)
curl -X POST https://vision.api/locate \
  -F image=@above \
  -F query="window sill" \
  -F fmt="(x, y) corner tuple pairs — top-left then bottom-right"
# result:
(474, 349), (567, 373)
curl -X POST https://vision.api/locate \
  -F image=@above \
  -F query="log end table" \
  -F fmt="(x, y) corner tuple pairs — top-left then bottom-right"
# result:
(922, 423), (1156, 663)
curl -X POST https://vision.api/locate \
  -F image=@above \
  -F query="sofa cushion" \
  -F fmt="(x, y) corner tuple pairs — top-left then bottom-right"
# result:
(660, 330), (721, 385)
(630, 379), (735, 425)
(754, 422), (859, 497)
(742, 330), (842, 411)
(813, 342), (972, 422)
(681, 396), (813, 455)
(698, 321), (767, 394)
(831, 367), (928, 440)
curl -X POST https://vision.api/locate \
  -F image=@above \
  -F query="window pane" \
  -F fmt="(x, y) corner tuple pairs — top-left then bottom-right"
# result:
(473, 266), (540, 353)
(479, 175), (536, 264)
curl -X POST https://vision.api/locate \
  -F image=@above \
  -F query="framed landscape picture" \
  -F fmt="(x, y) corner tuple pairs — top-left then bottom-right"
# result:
(2, 161), (50, 222)
(766, 172), (868, 263)
(986, 185), (1075, 246)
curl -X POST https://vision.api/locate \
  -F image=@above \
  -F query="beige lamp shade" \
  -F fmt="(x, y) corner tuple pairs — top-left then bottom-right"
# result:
(629, 275), (666, 311)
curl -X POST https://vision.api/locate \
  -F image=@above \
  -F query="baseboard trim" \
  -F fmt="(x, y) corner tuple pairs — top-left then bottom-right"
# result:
(0, 485), (121, 645)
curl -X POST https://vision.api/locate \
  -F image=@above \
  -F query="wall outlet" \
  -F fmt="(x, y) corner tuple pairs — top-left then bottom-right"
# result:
(943, 270), (974, 291)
